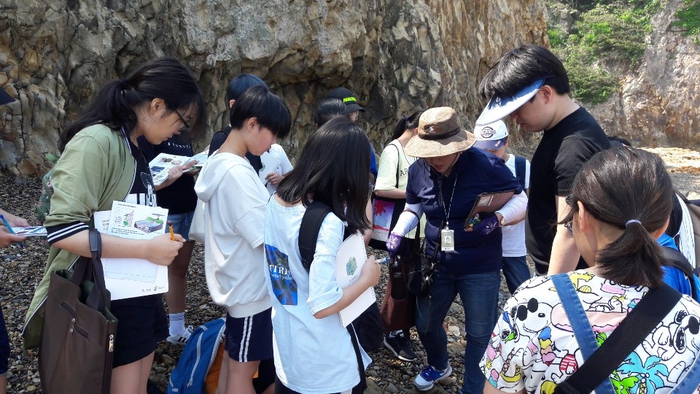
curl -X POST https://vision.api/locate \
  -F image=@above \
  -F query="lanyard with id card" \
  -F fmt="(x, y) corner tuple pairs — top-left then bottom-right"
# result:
(438, 174), (458, 252)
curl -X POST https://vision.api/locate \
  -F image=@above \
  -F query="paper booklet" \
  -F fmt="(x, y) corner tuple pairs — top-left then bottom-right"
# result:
(93, 201), (169, 300)
(335, 232), (377, 327)
(12, 226), (47, 236)
(149, 151), (208, 186)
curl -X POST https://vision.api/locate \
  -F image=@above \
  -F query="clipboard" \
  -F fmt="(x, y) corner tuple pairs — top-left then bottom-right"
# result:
(464, 190), (515, 231)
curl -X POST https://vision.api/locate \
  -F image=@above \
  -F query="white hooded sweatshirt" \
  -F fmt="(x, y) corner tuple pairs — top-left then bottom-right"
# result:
(194, 152), (272, 318)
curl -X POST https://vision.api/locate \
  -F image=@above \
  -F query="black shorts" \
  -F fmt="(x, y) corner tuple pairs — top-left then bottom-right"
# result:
(253, 357), (275, 393)
(110, 295), (167, 368)
(224, 308), (273, 362)
(0, 308), (8, 375)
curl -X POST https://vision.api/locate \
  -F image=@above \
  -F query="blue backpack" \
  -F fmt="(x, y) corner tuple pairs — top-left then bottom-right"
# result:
(168, 318), (226, 394)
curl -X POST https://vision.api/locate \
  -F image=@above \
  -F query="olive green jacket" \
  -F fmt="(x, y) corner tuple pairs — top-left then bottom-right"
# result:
(23, 125), (136, 350)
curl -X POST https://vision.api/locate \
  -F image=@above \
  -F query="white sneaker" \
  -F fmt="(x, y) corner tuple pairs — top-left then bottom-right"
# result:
(414, 364), (452, 391)
(167, 325), (193, 345)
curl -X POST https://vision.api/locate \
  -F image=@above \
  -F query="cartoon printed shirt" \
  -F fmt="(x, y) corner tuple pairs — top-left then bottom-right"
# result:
(480, 270), (700, 394)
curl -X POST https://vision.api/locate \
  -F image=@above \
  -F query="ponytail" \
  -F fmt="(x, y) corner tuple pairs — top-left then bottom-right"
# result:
(389, 110), (424, 141)
(596, 219), (665, 287)
(61, 79), (138, 149)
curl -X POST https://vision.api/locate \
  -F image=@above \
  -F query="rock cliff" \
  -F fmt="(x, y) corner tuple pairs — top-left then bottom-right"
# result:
(0, 0), (547, 176)
(584, 0), (700, 148)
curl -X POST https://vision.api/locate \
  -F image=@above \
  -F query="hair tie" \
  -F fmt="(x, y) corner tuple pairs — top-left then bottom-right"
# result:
(405, 116), (410, 122)
(119, 79), (129, 96)
(625, 219), (642, 228)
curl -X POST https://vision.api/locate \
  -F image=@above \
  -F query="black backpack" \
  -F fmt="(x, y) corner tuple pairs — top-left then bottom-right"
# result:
(298, 201), (383, 353)
(661, 246), (699, 301)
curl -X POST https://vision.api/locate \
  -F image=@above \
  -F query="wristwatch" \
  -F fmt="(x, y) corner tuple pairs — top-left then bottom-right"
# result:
(496, 212), (507, 227)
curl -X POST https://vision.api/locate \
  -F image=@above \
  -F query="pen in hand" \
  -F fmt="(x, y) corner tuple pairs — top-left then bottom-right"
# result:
(168, 220), (175, 241)
(0, 214), (24, 248)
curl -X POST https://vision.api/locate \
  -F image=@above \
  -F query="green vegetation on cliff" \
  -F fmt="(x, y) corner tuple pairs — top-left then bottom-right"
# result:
(548, 0), (659, 104)
(672, 0), (700, 40)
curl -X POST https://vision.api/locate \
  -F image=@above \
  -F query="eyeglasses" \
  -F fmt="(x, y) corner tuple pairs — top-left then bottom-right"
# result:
(564, 220), (573, 236)
(173, 109), (190, 133)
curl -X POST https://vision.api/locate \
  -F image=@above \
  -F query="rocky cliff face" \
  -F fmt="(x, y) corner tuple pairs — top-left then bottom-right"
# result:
(0, 0), (547, 176)
(585, 0), (700, 148)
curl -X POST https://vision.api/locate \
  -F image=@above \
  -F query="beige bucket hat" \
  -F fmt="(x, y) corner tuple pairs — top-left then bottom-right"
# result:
(404, 107), (476, 158)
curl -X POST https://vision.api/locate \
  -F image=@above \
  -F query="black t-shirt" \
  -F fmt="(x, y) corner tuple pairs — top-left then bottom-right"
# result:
(116, 136), (161, 307)
(526, 107), (610, 273)
(139, 136), (197, 214)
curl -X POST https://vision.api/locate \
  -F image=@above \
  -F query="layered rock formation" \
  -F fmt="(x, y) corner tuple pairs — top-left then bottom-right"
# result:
(0, 0), (547, 176)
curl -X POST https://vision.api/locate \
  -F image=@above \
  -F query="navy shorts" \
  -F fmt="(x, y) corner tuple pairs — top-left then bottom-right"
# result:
(111, 295), (167, 368)
(168, 211), (194, 241)
(224, 308), (273, 362)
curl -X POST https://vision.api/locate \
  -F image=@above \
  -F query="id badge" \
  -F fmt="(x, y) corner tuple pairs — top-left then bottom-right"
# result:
(441, 228), (455, 251)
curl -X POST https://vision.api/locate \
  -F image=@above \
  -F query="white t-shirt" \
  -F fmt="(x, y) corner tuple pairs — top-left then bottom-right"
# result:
(259, 144), (294, 195)
(194, 152), (272, 318)
(502, 155), (530, 257)
(263, 198), (370, 393)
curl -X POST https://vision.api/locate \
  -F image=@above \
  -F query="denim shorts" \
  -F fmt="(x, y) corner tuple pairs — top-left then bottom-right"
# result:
(168, 211), (194, 241)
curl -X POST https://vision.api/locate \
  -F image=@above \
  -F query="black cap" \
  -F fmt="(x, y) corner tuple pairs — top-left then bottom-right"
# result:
(325, 87), (364, 113)
(0, 88), (15, 105)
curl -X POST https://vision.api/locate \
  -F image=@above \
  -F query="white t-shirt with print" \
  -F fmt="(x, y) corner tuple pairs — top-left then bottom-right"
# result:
(502, 155), (530, 257)
(263, 198), (370, 393)
(481, 271), (700, 394)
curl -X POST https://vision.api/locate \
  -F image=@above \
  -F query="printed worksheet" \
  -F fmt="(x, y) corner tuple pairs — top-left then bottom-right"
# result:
(149, 151), (208, 186)
(12, 226), (47, 236)
(335, 232), (376, 327)
(94, 201), (170, 300)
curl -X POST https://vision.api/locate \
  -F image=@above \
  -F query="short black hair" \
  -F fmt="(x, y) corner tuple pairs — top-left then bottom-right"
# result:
(313, 98), (348, 128)
(226, 74), (267, 103)
(230, 85), (291, 139)
(277, 116), (371, 234)
(479, 44), (571, 100)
